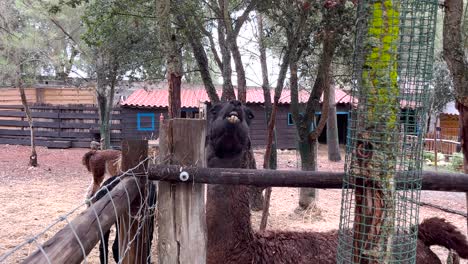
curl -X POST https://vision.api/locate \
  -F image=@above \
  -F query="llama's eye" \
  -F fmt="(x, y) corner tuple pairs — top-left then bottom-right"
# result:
(245, 109), (254, 120)
(210, 104), (223, 117)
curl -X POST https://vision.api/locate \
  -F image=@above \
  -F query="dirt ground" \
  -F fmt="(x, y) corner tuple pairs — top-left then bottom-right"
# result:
(0, 144), (466, 263)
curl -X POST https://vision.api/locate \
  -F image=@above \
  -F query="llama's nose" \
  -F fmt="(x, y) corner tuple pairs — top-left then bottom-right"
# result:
(230, 100), (241, 107)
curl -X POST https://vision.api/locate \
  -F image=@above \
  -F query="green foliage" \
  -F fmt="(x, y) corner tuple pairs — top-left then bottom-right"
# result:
(0, 0), (90, 84)
(430, 56), (455, 114)
(423, 150), (435, 161)
(260, 1), (356, 89)
(81, 0), (164, 80)
(0, 0), (51, 85)
(450, 152), (464, 171)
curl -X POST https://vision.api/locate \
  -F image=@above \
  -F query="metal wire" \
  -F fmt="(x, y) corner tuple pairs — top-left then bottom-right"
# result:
(0, 157), (153, 263)
(337, 0), (438, 263)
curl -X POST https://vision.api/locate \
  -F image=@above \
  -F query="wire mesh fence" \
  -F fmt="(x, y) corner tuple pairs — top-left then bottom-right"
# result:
(337, 0), (439, 263)
(0, 156), (156, 264)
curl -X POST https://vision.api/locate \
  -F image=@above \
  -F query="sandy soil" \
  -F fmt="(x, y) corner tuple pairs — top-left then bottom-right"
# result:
(0, 144), (466, 263)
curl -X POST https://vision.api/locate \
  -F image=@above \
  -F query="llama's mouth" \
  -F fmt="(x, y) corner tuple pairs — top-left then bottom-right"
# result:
(225, 111), (240, 123)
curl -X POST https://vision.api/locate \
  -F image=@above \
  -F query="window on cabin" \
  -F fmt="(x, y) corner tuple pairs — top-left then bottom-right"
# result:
(180, 109), (199, 119)
(137, 113), (155, 131)
(287, 113), (294, 125)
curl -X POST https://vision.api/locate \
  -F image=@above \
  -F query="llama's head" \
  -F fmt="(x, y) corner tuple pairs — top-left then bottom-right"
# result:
(207, 100), (254, 159)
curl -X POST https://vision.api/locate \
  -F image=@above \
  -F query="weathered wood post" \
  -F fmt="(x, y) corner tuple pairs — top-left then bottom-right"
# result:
(118, 139), (150, 264)
(157, 118), (207, 264)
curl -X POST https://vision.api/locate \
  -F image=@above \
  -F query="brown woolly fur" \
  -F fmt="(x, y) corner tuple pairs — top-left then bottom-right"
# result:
(416, 217), (468, 262)
(82, 149), (121, 201)
(206, 100), (468, 264)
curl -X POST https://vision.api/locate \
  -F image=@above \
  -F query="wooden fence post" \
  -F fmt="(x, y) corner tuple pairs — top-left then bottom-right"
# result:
(118, 139), (150, 264)
(157, 119), (207, 264)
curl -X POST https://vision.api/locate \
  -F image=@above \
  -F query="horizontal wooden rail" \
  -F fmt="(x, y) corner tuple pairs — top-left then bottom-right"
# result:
(23, 177), (140, 264)
(148, 165), (468, 192)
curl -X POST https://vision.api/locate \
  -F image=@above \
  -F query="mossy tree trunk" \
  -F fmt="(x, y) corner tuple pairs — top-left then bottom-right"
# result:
(351, 1), (401, 262)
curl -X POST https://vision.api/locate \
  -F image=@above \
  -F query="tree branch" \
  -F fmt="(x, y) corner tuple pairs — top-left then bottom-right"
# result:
(49, 18), (77, 45)
(233, 0), (258, 37)
(205, 28), (223, 71)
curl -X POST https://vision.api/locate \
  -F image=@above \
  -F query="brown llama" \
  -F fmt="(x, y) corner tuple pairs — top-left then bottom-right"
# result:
(82, 149), (121, 201)
(206, 100), (468, 264)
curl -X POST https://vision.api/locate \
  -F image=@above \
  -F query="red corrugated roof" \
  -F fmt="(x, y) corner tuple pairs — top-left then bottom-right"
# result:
(120, 83), (351, 108)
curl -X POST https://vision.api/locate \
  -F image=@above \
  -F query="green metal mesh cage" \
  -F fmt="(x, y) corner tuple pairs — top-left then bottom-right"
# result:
(337, 0), (438, 263)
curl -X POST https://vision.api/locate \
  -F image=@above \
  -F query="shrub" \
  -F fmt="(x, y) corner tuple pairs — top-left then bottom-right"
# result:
(450, 152), (464, 172)
(423, 151), (435, 162)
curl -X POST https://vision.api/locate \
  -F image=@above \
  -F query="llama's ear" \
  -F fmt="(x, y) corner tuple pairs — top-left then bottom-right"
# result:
(244, 108), (254, 125)
(209, 103), (223, 120)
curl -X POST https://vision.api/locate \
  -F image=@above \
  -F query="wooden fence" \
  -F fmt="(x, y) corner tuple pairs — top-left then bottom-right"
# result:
(21, 133), (468, 264)
(424, 131), (461, 155)
(0, 87), (96, 105)
(0, 104), (122, 148)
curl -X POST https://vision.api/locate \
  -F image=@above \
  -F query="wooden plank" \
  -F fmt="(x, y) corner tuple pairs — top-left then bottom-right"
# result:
(118, 139), (150, 264)
(0, 105), (29, 110)
(46, 140), (72, 149)
(36, 88), (45, 103)
(58, 132), (93, 139)
(0, 111), (58, 118)
(0, 120), (60, 128)
(59, 123), (94, 129)
(58, 122), (122, 130)
(46, 98), (96, 105)
(0, 129), (60, 137)
(148, 164), (468, 192)
(22, 177), (140, 264)
(56, 131), (122, 139)
(157, 119), (207, 264)
(59, 112), (122, 120)
(59, 112), (99, 119)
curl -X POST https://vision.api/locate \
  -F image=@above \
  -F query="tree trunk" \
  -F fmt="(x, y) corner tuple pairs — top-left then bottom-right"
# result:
(217, 3), (235, 102)
(350, 2), (401, 261)
(95, 54), (117, 150)
(17, 64), (37, 167)
(443, 0), (468, 234)
(327, 83), (341, 161)
(158, 0), (182, 118)
(295, 29), (335, 209)
(456, 101), (468, 232)
(230, 40), (247, 103)
(220, 0), (255, 103)
(168, 73), (182, 118)
(298, 139), (318, 209)
(258, 12), (278, 229)
(290, 53), (322, 211)
(289, 53), (319, 210)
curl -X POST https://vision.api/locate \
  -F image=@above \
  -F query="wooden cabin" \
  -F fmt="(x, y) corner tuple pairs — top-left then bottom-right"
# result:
(120, 84), (352, 149)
